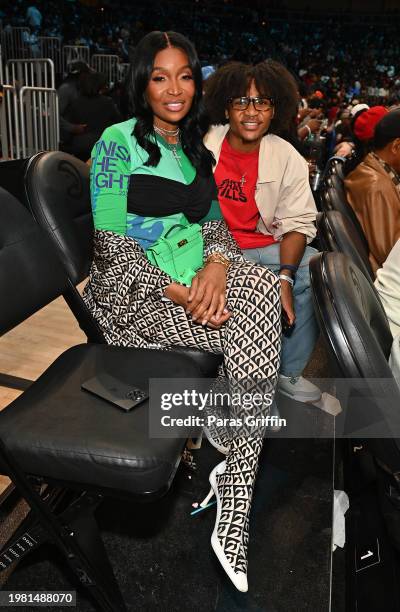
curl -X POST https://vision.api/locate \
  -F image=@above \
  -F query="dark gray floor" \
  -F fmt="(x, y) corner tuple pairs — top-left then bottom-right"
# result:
(4, 426), (334, 612)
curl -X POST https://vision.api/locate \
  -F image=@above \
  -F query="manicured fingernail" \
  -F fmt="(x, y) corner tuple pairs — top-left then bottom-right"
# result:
(202, 320), (207, 326)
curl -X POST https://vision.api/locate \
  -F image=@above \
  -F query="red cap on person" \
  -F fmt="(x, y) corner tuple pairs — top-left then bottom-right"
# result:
(353, 106), (389, 142)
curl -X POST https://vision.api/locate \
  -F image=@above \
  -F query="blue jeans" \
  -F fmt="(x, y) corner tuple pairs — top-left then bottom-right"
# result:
(243, 243), (319, 377)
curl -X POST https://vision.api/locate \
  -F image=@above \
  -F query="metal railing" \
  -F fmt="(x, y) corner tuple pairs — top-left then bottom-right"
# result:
(19, 86), (59, 157)
(39, 37), (62, 74)
(91, 54), (119, 86)
(118, 62), (130, 82)
(0, 27), (30, 60)
(0, 85), (21, 160)
(0, 45), (3, 85)
(0, 84), (59, 160)
(63, 45), (90, 74)
(6, 58), (55, 89)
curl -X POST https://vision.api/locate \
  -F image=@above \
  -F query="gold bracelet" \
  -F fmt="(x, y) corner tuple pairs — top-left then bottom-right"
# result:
(206, 253), (230, 270)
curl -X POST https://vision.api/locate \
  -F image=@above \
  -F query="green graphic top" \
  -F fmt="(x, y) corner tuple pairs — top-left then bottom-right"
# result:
(90, 118), (221, 251)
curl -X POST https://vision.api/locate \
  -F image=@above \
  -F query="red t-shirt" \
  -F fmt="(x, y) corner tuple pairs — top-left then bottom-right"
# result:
(214, 137), (276, 250)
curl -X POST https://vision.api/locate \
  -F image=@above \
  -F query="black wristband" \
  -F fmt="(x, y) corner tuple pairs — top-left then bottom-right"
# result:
(279, 264), (298, 276)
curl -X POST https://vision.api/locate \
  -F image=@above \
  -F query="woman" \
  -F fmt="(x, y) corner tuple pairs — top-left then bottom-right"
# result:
(204, 61), (320, 413)
(84, 32), (281, 592)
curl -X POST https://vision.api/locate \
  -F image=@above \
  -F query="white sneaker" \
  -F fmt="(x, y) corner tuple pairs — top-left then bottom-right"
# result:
(268, 401), (282, 432)
(278, 375), (321, 403)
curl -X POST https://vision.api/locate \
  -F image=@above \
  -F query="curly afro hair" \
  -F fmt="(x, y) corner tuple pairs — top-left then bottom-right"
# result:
(204, 60), (299, 139)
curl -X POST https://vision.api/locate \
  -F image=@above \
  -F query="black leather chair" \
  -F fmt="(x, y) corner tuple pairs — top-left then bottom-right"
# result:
(319, 174), (368, 251)
(326, 172), (347, 201)
(18, 151), (222, 376)
(0, 158), (32, 208)
(0, 186), (217, 611)
(2, 151), (103, 343)
(323, 156), (345, 182)
(317, 210), (374, 281)
(310, 252), (400, 471)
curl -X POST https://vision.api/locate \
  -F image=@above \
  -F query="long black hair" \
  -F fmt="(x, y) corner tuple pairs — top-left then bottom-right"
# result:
(128, 31), (214, 175)
(203, 60), (299, 140)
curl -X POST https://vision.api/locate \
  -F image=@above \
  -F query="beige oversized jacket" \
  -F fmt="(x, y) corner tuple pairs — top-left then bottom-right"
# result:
(204, 125), (317, 243)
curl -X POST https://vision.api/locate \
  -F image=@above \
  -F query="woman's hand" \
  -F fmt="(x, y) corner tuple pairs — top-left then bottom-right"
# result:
(164, 283), (190, 308)
(203, 309), (231, 330)
(164, 280), (231, 329)
(186, 263), (228, 326)
(280, 279), (296, 326)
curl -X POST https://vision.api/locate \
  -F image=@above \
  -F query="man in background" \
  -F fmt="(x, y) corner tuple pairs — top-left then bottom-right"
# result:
(58, 61), (92, 149)
(345, 109), (400, 273)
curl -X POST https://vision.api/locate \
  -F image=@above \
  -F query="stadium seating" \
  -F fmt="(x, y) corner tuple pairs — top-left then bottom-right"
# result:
(309, 251), (400, 468)
(317, 210), (374, 281)
(319, 171), (368, 252)
(322, 156), (346, 183)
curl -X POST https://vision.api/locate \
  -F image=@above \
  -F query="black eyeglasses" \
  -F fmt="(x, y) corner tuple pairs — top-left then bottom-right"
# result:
(227, 96), (274, 111)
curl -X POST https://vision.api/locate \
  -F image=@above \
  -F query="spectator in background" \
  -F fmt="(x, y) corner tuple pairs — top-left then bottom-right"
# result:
(345, 109), (400, 274)
(297, 96), (324, 141)
(343, 104), (387, 172)
(333, 108), (353, 155)
(332, 105), (363, 159)
(65, 72), (122, 161)
(201, 65), (216, 81)
(26, 4), (42, 33)
(117, 23), (130, 61)
(375, 239), (400, 338)
(374, 239), (400, 388)
(22, 27), (40, 58)
(352, 105), (388, 154)
(58, 61), (92, 148)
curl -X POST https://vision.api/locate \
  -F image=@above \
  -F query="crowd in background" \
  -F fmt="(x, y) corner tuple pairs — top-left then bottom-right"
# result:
(2, 0), (400, 110)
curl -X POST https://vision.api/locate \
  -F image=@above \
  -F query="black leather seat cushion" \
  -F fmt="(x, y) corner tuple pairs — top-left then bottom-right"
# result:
(172, 347), (222, 377)
(0, 344), (213, 499)
(317, 210), (374, 281)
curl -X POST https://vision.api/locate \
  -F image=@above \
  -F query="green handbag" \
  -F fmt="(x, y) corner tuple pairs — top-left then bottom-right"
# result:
(146, 221), (204, 285)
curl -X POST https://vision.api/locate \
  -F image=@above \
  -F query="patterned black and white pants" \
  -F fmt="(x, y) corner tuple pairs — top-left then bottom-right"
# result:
(86, 245), (281, 575)
(141, 260), (282, 574)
